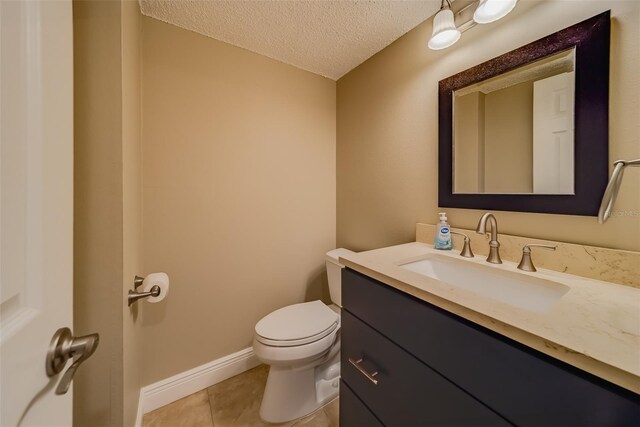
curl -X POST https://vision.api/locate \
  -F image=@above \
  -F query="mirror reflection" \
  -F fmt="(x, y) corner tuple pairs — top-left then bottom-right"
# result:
(453, 48), (576, 195)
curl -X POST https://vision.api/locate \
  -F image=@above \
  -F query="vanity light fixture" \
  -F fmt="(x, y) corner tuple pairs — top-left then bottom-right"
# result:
(473, 0), (518, 24)
(428, 0), (461, 50)
(428, 0), (518, 50)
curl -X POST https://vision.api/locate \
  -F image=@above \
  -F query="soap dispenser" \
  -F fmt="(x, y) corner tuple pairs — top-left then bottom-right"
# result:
(434, 212), (452, 250)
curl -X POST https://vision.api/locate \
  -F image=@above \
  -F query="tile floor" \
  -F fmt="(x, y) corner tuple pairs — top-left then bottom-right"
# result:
(142, 365), (339, 427)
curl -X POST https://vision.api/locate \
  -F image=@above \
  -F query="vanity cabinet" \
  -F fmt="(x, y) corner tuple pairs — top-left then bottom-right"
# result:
(340, 380), (384, 427)
(340, 268), (640, 426)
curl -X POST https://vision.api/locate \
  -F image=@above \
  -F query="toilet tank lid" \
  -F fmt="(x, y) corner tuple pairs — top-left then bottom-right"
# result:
(326, 248), (355, 265)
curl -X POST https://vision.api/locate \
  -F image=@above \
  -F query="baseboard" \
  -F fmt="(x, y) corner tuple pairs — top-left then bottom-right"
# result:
(135, 391), (144, 427)
(139, 347), (260, 415)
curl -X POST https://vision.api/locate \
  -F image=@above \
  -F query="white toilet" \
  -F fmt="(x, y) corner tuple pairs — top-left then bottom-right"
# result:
(253, 248), (353, 423)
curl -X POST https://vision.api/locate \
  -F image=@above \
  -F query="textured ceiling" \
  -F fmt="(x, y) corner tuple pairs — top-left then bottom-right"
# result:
(139, 0), (441, 80)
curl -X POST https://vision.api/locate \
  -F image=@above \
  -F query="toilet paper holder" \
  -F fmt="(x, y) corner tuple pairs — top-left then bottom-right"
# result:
(128, 275), (161, 306)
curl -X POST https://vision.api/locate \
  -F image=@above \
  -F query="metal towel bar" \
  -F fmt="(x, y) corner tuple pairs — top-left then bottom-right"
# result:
(597, 159), (640, 224)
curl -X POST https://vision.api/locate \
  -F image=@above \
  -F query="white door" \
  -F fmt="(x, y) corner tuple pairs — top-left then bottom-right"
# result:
(532, 71), (575, 194)
(1, 1), (82, 425)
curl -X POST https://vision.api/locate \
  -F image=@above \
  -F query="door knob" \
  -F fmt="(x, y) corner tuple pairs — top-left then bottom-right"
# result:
(46, 327), (99, 395)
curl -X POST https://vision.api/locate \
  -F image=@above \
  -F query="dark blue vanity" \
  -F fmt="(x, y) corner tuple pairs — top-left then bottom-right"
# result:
(340, 268), (640, 426)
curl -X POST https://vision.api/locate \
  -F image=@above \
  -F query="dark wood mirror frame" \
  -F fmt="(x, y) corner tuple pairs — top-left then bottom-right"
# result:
(438, 11), (610, 216)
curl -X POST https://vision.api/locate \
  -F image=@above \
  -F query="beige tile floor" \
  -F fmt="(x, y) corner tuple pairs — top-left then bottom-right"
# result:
(143, 365), (339, 427)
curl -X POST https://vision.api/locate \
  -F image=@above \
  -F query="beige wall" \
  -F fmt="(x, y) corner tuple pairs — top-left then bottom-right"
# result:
(139, 17), (336, 385)
(74, 1), (124, 425)
(455, 82), (533, 194)
(337, 0), (640, 252)
(74, 1), (143, 425)
(454, 91), (485, 193)
(484, 81), (533, 193)
(121, 1), (143, 426)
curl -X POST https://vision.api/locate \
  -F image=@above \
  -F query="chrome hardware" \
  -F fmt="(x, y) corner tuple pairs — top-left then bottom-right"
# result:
(598, 159), (640, 224)
(46, 327), (99, 395)
(128, 284), (161, 306)
(517, 244), (557, 272)
(348, 357), (379, 385)
(476, 212), (502, 264)
(450, 231), (474, 258)
(128, 275), (161, 306)
(133, 275), (145, 288)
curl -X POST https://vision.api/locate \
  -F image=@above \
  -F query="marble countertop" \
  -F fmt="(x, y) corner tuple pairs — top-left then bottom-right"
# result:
(339, 242), (640, 394)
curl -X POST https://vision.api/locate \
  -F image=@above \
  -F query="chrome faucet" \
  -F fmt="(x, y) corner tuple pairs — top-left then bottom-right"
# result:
(475, 212), (502, 264)
(450, 231), (474, 258)
(517, 243), (557, 272)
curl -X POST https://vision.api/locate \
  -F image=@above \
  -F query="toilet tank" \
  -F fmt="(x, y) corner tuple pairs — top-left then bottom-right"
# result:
(325, 248), (354, 307)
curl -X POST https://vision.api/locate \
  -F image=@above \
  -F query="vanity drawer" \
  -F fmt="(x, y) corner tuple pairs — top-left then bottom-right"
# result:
(343, 268), (640, 426)
(340, 380), (384, 427)
(341, 309), (510, 426)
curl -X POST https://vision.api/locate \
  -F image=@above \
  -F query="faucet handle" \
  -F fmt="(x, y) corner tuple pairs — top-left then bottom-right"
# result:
(450, 231), (474, 258)
(517, 244), (557, 272)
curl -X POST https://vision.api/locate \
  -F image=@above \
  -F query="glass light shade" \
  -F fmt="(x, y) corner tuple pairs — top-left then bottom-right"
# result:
(428, 8), (461, 50)
(473, 0), (517, 24)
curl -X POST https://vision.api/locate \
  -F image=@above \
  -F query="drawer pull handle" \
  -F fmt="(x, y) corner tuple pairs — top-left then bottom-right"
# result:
(348, 357), (379, 385)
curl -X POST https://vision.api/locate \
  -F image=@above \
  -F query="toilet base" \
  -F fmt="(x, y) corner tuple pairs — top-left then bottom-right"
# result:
(259, 352), (340, 423)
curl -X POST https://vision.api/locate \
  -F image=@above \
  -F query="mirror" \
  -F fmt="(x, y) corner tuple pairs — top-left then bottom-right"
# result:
(454, 49), (575, 195)
(439, 11), (610, 216)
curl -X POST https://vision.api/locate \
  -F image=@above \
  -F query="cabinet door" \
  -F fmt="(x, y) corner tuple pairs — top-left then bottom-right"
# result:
(341, 310), (510, 427)
(340, 381), (384, 427)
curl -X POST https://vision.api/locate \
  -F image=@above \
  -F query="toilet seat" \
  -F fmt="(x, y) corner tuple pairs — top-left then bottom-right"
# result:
(255, 301), (339, 347)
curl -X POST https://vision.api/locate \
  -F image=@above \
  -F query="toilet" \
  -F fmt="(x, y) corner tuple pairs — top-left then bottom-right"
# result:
(253, 248), (353, 423)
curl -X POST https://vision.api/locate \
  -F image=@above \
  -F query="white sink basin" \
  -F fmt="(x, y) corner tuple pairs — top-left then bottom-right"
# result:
(399, 255), (569, 313)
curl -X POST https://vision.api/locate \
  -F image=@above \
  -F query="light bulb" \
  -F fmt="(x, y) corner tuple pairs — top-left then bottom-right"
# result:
(428, 8), (461, 50)
(473, 0), (518, 24)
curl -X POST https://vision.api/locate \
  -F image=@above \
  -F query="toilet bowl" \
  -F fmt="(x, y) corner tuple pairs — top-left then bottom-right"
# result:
(253, 248), (353, 423)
